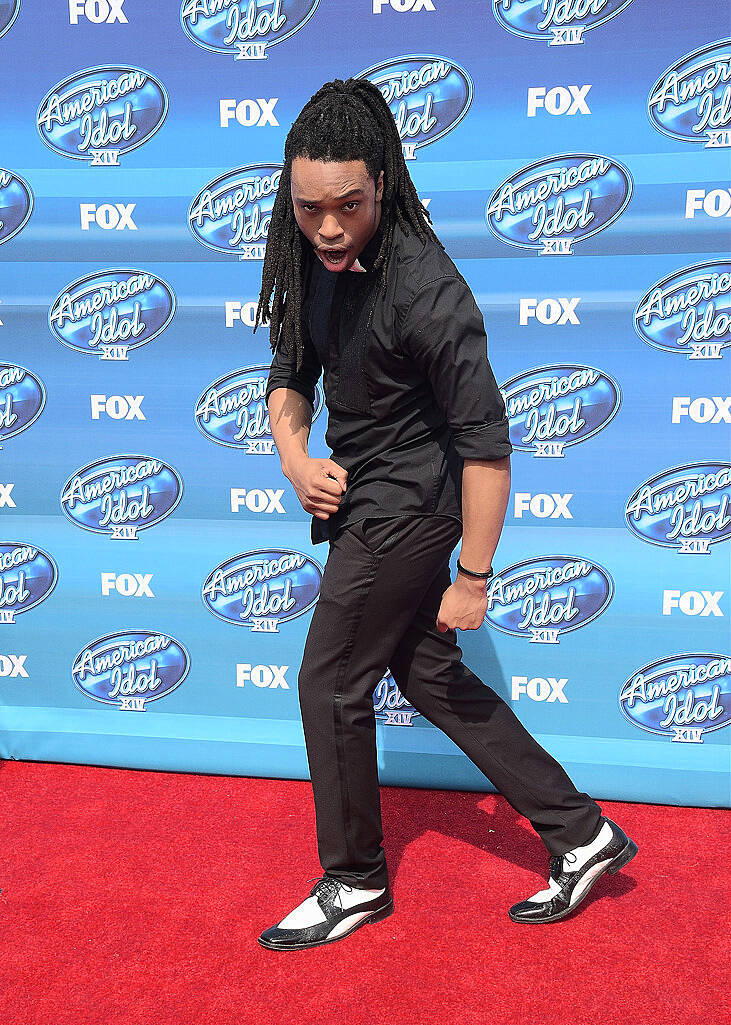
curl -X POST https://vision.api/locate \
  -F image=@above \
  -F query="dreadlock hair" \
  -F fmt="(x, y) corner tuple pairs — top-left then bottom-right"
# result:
(254, 76), (438, 374)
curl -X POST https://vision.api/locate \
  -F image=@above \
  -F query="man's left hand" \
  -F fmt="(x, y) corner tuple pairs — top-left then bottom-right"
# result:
(436, 576), (488, 632)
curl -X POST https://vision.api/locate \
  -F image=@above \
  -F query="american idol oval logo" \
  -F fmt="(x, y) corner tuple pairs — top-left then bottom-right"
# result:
(0, 1), (20, 39)
(181, 0), (320, 61)
(60, 455), (184, 541)
(486, 153), (632, 255)
(49, 269), (176, 362)
(72, 630), (190, 712)
(0, 168), (33, 245)
(635, 260), (731, 361)
(485, 555), (613, 644)
(195, 365), (324, 450)
(619, 653), (731, 744)
(648, 39), (731, 149)
(625, 462), (731, 555)
(501, 364), (620, 458)
(202, 549), (323, 629)
(0, 364), (46, 448)
(358, 55), (472, 161)
(189, 164), (282, 260)
(493, 0), (634, 46)
(37, 66), (168, 166)
(0, 542), (57, 625)
(374, 673), (420, 727)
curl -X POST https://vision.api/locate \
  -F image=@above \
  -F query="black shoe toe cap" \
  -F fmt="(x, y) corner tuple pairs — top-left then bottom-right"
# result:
(508, 900), (550, 923)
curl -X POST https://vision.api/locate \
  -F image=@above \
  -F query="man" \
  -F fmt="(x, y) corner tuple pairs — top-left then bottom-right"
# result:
(256, 78), (637, 951)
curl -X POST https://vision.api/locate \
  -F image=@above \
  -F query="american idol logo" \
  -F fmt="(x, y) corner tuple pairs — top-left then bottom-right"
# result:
(648, 40), (731, 149)
(486, 153), (632, 255)
(619, 653), (731, 744)
(0, 168), (33, 245)
(72, 630), (190, 712)
(195, 365), (323, 450)
(373, 673), (420, 726)
(0, 0), (19, 39)
(493, 0), (634, 46)
(0, 542), (57, 625)
(635, 260), (731, 361)
(625, 462), (731, 555)
(202, 549), (323, 630)
(358, 55), (472, 161)
(0, 364), (45, 449)
(189, 164), (282, 260)
(37, 66), (168, 166)
(49, 269), (176, 361)
(60, 455), (184, 541)
(485, 555), (613, 644)
(501, 364), (620, 458)
(181, 0), (320, 61)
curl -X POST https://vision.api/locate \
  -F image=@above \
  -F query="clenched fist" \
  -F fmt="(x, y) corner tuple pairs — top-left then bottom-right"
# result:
(285, 456), (348, 520)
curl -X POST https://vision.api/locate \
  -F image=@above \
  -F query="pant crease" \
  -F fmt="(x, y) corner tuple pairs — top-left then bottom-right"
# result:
(331, 553), (378, 872)
(457, 716), (582, 839)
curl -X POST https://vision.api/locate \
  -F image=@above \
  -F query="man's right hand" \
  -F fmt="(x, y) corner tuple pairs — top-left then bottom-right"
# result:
(284, 456), (348, 520)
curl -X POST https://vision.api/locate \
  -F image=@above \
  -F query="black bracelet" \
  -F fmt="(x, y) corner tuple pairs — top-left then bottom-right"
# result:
(457, 558), (494, 580)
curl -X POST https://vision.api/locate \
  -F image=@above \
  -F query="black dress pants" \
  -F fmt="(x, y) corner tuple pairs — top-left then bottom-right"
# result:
(298, 513), (603, 891)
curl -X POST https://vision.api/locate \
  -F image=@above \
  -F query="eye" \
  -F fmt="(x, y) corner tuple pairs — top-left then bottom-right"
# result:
(342, 201), (360, 212)
(300, 203), (318, 213)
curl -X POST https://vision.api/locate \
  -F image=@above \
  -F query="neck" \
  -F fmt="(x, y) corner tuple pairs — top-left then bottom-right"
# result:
(356, 212), (386, 274)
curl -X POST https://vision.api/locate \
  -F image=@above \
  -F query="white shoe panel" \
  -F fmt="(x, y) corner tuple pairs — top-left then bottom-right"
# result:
(327, 909), (376, 938)
(563, 821), (613, 871)
(277, 884), (386, 928)
(338, 886), (385, 909)
(278, 895), (327, 929)
(526, 876), (564, 903)
(567, 858), (613, 906)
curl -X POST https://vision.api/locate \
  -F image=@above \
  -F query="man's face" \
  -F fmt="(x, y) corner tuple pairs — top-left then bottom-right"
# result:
(290, 157), (384, 273)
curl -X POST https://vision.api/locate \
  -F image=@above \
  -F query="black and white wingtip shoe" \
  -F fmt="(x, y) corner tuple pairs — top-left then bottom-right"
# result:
(257, 875), (395, 951)
(508, 817), (639, 925)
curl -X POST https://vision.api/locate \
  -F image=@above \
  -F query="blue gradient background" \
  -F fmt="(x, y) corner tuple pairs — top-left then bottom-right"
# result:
(0, 1), (729, 805)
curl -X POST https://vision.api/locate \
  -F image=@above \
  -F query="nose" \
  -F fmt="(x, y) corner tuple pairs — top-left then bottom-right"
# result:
(319, 213), (344, 242)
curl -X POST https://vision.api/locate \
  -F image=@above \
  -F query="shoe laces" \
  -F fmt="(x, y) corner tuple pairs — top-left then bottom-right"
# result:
(307, 875), (354, 908)
(549, 851), (577, 879)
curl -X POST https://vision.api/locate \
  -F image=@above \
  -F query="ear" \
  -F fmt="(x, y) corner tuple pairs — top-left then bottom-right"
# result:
(375, 170), (384, 202)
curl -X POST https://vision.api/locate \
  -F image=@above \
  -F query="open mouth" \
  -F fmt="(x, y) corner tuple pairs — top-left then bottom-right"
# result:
(318, 248), (349, 270)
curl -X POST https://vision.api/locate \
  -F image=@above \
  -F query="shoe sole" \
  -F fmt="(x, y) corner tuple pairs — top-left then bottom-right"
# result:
(257, 898), (395, 951)
(508, 838), (639, 925)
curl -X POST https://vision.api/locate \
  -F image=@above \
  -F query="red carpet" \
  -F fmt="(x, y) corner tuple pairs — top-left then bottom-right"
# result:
(0, 760), (727, 1025)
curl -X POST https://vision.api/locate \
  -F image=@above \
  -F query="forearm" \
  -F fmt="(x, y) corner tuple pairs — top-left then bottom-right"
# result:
(458, 455), (511, 574)
(266, 387), (313, 478)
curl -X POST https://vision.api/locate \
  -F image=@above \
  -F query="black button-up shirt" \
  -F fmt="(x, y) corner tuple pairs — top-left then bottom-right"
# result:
(264, 217), (512, 546)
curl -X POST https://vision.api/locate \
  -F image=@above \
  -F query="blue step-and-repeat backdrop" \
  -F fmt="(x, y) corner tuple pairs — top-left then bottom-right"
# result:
(1, 1), (729, 806)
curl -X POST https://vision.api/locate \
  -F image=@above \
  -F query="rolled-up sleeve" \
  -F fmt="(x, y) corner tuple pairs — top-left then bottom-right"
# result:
(401, 275), (513, 460)
(264, 328), (322, 412)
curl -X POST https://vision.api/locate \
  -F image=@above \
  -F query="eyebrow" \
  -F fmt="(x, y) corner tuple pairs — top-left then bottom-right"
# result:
(294, 188), (365, 204)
